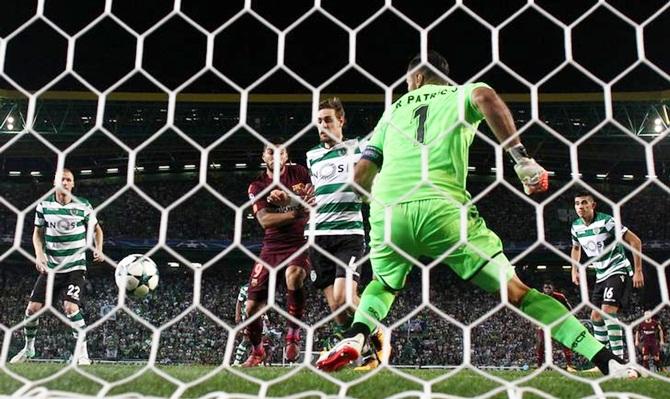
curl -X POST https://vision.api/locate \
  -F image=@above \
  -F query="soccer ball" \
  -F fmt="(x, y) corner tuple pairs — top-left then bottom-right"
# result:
(115, 254), (159, 297)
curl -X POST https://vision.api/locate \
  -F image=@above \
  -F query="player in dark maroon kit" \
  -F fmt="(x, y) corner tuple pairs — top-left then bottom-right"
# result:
(635, 311), (665, 370)
(536, 281), (576, 372)
(242, 140), (312, 367)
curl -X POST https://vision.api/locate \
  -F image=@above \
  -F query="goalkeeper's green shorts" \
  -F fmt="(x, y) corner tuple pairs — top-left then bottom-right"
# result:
(368, 199), (515, 293)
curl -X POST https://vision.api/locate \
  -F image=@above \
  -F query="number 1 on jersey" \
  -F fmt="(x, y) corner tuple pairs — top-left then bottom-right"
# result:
(413, 105), (428, 144)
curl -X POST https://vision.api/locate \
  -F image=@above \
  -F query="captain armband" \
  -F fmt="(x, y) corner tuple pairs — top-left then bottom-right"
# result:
(361, 146), (383, 168)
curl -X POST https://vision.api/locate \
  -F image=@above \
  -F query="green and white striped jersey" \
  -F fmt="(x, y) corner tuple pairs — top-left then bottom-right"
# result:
(34, 194), (97, 273)
(571, 212), (632, 283)
(305, 138), (366, 236)
(237, 284), (248, 320)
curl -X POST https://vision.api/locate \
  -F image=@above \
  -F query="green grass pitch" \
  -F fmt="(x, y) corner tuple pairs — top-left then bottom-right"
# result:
(1, 364), (669, 398)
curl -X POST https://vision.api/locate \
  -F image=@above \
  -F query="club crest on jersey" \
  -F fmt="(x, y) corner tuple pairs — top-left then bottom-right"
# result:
(315, 162), (348, 179)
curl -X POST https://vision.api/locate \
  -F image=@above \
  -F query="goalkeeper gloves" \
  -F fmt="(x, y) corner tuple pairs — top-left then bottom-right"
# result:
(508, 144), (549, 195)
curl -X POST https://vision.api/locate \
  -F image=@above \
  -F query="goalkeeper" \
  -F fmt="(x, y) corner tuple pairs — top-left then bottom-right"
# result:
(317, 50), (636, 377)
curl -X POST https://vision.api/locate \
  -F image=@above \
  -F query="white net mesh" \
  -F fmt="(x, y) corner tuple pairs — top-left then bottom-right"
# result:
(0, 0), (669, 398)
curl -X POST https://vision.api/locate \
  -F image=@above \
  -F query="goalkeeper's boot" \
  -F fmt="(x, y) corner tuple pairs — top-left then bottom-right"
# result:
(316, 333), (364, 372)
(241, 345), (266, 368)
(353, 354), (379, 371)
(607, 359), (640, 379)
(285, 328), (301, 363)
(9, 347), (35, 364)
(566, 365), (578, 373)
(354, 328), (386, 371)
(591, 348), (640, 379)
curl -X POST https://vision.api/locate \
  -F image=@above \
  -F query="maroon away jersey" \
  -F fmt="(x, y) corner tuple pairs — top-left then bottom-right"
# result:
(248, 164), (311, 253)
(638, 320), (661, 344)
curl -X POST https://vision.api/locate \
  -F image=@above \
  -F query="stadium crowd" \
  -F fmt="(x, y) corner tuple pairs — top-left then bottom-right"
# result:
(2, 176), (669, 248)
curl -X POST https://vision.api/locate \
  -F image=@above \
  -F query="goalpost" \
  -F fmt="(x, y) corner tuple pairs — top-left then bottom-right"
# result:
(0, 0), (668, 398)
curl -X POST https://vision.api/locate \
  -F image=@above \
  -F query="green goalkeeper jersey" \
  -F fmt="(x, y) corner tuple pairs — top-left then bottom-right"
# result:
(366, 82), (490, 206)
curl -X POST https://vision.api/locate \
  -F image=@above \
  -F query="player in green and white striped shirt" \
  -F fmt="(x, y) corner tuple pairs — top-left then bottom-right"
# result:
(303, 98), (383, 370)
(305, 98), (365, 320)
(10, 168), (104, 366)
(571, 191), (644, 360)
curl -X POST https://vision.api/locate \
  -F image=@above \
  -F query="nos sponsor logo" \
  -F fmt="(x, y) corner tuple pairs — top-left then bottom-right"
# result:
(49, 220), (77, 231)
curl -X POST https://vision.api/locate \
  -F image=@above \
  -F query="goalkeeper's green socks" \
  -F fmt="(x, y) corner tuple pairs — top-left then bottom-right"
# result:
(350, 279), (396, 337)
(520, 289), (603, 360)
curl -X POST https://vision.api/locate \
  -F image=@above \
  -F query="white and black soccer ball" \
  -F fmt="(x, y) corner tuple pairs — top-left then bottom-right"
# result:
(115, 254), (159, 298)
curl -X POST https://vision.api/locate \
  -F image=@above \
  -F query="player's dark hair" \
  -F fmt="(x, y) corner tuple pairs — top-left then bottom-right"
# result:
(56, 167), (74, 176)
(573, 191), (595, 201)
(543, 280), (554, 287)
(408, 50), (450, 83)
(264, 136), (288, 153)
(260, 137), (288, 176)
(319, 97), (345, 120)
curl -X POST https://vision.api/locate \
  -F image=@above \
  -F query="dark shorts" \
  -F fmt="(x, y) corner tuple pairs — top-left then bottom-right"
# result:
(590, 273), (631, 309)
(30, 270), (86, 306)
(248, 247), (310, 301)
(309, 235), (365, 290)
(641, 342), (660, 357)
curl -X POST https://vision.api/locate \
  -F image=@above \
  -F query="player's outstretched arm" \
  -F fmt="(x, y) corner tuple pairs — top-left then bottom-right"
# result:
(32, 226), (47, 273)
(472, 87), (548, 195)
(623, 229), (644, 288)
(353, 158), (379, 198)
(570, 244), (581, 286)
(93, 223), (104, 262)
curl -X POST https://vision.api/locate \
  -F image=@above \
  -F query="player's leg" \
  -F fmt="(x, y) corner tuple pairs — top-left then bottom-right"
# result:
(10, 301), (43, 363)
(601, 275), (630, 359)
(242, 298), (267, 367)
(11, 274), (48, 363)
(310, 241), (343, 326)
(588, 280), (610, 353)
(318, 204), (415, 371)
(641, 345), (650, 369)
(652, 346), (661, 371)
(330, 235), (364, 329)
(63, 271), (90, 365)
(284, 247), (309, 362)
(284, 263), (306, 362)
(434, 203), (633, 376)
(233, 334), (251, 366)
(242, 262), (270, 367)
(601, 303), (623, 358)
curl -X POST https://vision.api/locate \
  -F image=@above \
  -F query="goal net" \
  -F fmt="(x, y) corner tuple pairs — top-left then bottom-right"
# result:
(0, 0), (668, 398)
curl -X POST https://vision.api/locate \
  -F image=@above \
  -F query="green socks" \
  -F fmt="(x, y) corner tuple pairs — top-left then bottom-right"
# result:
(352, 279), (396, 333)
(520, 289), (603, 360)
